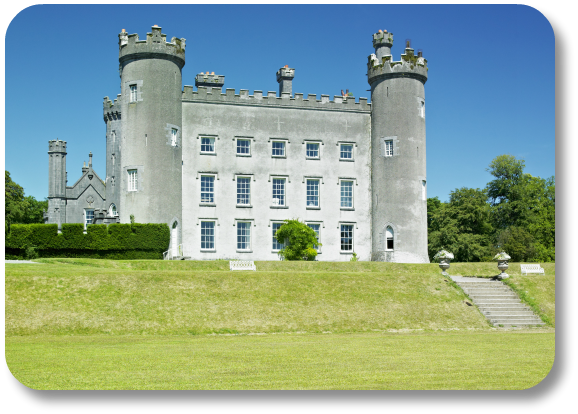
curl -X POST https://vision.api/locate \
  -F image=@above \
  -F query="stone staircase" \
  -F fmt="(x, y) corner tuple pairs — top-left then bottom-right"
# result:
(450, 276), (545, 328)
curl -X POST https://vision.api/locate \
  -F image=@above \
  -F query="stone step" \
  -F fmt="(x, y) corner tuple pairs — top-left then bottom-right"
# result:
(479, 306), (532, 312)
(482, 310), (536, 316)
(491, 319), (545, 325)
(492, 322), (546, 328)
(462, 288), (512, 293)
(486, 315), (541, 322)
(468, 292), (518, 299)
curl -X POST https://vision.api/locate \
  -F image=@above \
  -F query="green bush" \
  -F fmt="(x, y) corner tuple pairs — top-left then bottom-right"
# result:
(5, 223), (169, 260)
(275, 219), (320, 261)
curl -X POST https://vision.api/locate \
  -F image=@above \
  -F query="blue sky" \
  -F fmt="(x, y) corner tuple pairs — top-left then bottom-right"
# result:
(4, 4), (554, 202)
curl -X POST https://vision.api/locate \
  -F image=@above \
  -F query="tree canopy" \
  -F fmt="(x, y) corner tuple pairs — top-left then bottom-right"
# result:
(428, 155), (554, 262)
(275, 219), (320, 261)
(5, 171), (48, 231)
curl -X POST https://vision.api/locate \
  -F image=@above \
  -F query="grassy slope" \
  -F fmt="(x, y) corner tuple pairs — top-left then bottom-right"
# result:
(6, 331), (554, 390)
(6, 259), (496, 335)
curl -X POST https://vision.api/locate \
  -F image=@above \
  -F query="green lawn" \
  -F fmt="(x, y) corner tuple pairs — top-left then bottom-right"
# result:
(6, 331), (554, 390)
(5, 259), (555, 390)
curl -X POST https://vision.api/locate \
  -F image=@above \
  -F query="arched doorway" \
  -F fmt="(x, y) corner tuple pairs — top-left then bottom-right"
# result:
(171, 221), (179, 257)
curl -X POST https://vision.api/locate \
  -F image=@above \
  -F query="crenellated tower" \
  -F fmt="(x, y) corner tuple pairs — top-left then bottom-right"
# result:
(117, 25), (185, 244)
(47, 139), (67, 228)
(103, 94), (122, 217)
(368, 31), (429, 263)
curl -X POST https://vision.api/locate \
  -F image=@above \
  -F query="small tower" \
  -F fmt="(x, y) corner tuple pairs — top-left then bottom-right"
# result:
(368, 31), (429, 263)
(47, 139), (67, 228)
(103, 93), (122, 216)
(117, 25), (185, 243)
(276, 66), (295, 97)
(195, 72), (225, 92)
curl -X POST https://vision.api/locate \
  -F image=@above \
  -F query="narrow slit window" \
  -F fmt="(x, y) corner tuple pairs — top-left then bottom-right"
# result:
(130, 84), (137, 102)
(171, 128), (178, 146)
(385, 140), (393, 157)
(386, 226), (394, 250)
(128, 169), (138, 191)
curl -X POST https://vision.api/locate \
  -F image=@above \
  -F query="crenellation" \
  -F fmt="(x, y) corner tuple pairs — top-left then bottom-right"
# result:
(119, 25), (185, 69)
(181, 87), (370, 111)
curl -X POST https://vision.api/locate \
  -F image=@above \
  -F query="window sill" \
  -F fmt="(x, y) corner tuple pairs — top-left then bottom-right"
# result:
(236, 154), (251, 157)
(340, 207), (355, 211)
(236, 250), (253, 253)
(236, 204), (252, 208)
(270, 205), (288, 209)
(306, 157), (320, 161)
(340, 251), (354, 254)
(271, 155), (286, 159)
(201, 249), (216, 253)
(200, 152), (217, 156)
(306, 206), (320, 210)
(200, 203), (216, 207)
(339, 158), (354, 162)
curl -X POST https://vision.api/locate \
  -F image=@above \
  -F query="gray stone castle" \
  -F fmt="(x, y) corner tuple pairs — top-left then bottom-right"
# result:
(46, 25), (429, 263)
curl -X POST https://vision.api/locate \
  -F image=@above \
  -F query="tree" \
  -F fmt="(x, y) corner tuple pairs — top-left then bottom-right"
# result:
(5, 170), (26, 231)
(496, 226), (536, 262)
(21, 196), (49, 224)
(427, 188), (494, 262)
(275, 219), (320, 261)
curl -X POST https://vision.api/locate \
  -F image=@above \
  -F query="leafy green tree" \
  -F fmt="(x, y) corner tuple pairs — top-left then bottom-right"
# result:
(496, 226), (536, 262)
(21, 196), (48, 224)
(275, 219), (320, 261)
(5, 170), (26, 231)
(427, 188), (494, 262)
(485, 155), (555, 261)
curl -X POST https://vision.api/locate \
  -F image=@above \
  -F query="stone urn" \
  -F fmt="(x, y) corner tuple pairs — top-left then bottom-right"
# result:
(434, 250), (454, 276)
(493, 252), (511, 279)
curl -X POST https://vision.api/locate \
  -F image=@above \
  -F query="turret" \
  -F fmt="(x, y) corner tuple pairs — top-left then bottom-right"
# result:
(47, 139), (67, 228)
(276, 66), (295, 97)
(103, 94), (122, 216)
(117, 25), (184, 247)
(368, 31), (429, 263)
(195, 72), (225, 92)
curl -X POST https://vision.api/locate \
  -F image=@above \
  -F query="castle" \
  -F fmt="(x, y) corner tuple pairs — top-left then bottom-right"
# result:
(45, 25), (429, 263)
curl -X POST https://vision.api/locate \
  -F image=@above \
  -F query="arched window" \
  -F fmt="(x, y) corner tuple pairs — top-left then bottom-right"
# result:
(386, 226), (394, 250)
(108, 203), (117, 217)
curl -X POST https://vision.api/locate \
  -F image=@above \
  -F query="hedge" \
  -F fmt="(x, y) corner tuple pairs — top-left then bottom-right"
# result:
(5, 223), (170, 260)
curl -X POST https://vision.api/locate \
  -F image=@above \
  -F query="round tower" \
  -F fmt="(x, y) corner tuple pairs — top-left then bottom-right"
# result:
(47, 139), (67, 228)
(117, 25), (185, 240)
(368, 31), (429, 263)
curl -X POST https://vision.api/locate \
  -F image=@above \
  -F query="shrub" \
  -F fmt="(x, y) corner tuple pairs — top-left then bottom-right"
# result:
(275, 219), (321, 261)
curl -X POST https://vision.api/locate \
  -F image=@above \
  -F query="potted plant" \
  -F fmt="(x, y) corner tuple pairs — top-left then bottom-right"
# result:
(433, 250), (454, 275)
(493, 252), (511, 279)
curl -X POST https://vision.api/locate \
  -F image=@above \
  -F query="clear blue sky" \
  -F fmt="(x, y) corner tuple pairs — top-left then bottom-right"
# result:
(4, 4), (554, 202)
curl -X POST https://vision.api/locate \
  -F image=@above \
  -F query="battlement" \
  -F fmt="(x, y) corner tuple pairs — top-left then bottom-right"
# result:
(195, 73), (225, 88)
(367, 46), (428, 85)
(103, 94), (122, 122)
(119, 25), (185, 68)
(48, 139), (67, 153)
(182, 86), (370, 112)
(373, 30), (393, 48)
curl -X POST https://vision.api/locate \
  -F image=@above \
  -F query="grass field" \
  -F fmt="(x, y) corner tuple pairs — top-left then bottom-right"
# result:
(6, 331), (554, 390)
(4, 259), (555, 389)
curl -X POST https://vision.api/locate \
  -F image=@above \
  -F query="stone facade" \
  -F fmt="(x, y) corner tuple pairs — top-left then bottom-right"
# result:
(46, 26), (429, 263)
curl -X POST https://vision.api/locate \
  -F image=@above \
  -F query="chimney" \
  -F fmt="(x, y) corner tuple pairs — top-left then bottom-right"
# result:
(276, 66), (295, 97)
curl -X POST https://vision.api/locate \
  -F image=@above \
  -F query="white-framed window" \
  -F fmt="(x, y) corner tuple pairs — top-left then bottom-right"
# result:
(201, 137), (215, 153)
(340, 180), (354, 208)
(200, 221), (215, 250)
(340, 144), (353, 160)
(237, 139), (251, 155)
(386, 226), (394, 250)
(128, 169), (138, 191)
(306, 223), (321, 253)
(306, 142), (319, 159)
(272, 141), (285, 157)
(306, 179), (319, 207)
(237, 177), (251, 205)
(272, 222), (285, 251)
(108, 203), (118, 217)
(84, 209), (94, 228)
(130, 84), (137, 103)
(171, 128), (178, 147)
(200, 176), (215, 203)
(385, 140), (393, 157)
(340, 224), (354, 252)
(236, 222), (251, 251)
(272, 178), (286, 206)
